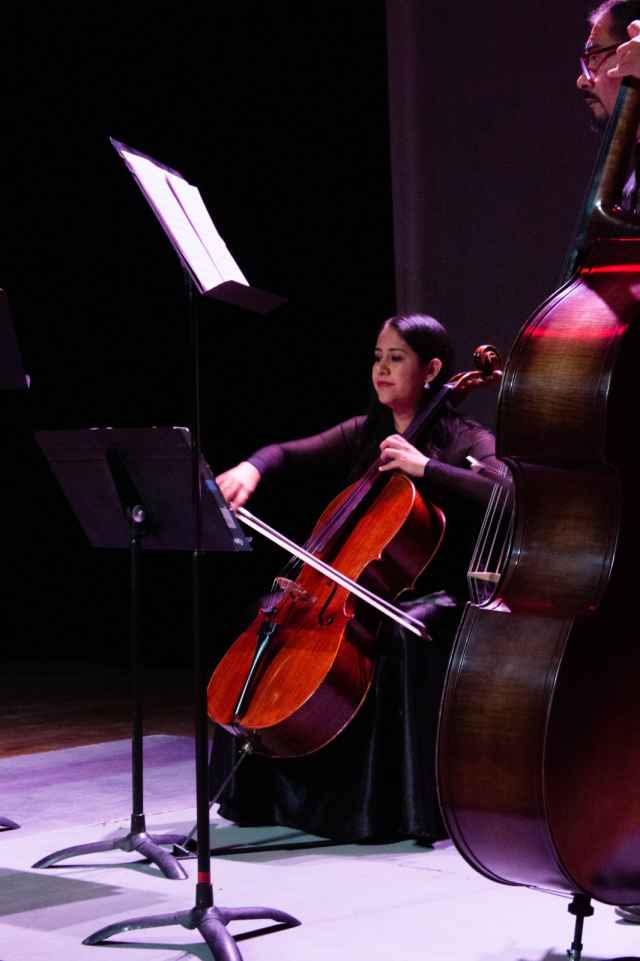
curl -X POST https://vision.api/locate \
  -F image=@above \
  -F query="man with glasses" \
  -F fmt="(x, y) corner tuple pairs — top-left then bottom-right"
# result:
(577, 0), (640, 925)
(578, 1), (640, 131)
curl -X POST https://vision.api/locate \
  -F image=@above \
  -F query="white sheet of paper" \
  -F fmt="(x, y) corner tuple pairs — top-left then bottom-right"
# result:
(166, 173), (248, 287)
(119, 148), (246, 294)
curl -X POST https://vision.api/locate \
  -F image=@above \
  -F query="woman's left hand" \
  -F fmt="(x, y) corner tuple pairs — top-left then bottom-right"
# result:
(378, 434), (429, 477)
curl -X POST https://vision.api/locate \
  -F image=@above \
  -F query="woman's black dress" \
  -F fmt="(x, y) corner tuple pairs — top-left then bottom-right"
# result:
(209, 406), (501, 842)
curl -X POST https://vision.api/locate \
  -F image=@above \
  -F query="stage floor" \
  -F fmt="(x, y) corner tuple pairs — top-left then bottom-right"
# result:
(0, 736), (638, 961)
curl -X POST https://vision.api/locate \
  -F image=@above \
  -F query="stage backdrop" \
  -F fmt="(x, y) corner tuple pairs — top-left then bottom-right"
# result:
(2, 1), (599, 665)
(385, 0), (597, 427)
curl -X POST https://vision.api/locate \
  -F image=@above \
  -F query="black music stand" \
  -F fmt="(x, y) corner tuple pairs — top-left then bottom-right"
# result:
(0, 290), (29, 391)
(1, 290), (27, 832)
(74, 143), (297, 960)
(32, 426), (250, 880)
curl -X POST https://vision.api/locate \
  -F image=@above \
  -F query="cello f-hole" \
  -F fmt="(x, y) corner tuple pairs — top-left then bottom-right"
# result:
(318, 583), (337, 625)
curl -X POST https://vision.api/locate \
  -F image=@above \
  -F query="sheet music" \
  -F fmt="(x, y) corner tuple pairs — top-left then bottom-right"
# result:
(117, 146), (246, 294)
(166, 173), (247, 286)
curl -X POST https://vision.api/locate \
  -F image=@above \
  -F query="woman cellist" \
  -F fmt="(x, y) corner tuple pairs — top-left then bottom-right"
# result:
(210, 312), (501, 844)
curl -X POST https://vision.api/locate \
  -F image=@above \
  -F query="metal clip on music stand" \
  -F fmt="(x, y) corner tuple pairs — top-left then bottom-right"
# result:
(1, 289), (28, 832)
(68, 143), (297, 960)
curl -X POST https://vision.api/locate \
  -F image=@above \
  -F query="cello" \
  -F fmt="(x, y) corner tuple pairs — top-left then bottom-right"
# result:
(207, 346), (501, 758)
(436, 76), (640, 950)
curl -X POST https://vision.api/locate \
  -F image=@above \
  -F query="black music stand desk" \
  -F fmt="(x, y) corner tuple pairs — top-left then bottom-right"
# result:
(32, 426), (249, 878)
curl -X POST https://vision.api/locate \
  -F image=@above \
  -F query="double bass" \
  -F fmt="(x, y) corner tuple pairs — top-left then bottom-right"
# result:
(436, 76), (640, 944)
(207, 347), (501, 758)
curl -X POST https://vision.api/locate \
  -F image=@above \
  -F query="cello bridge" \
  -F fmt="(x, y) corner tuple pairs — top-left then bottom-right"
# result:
(273, 577), (316, 606)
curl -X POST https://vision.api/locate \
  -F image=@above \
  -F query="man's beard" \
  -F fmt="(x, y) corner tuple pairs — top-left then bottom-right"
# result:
(584, 98), (608, 133)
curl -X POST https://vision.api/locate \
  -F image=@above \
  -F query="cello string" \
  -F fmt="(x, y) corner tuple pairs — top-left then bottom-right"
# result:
(237, 507), (429, 637)
(283, 362), (498, 565)
(269, 376), (493, 605)
(301, 384), (454, 558)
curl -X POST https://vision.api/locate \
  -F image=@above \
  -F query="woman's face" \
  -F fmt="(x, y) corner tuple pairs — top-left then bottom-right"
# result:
(372, 325), (438, 417)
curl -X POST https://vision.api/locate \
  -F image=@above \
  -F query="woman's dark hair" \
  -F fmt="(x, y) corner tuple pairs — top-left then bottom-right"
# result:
(590, 0), (640, 39)
(348, 312), (458, 479)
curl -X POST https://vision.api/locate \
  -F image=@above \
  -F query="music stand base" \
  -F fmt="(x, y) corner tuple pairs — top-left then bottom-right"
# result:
(83, 903), (301, 961)
(32, 813), (188, 880)
(0, 817), (19, 831)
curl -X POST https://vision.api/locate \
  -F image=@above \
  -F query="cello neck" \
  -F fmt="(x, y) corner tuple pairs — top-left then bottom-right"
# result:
(304, 382), (455, 557)
(563, 78), (640, 281)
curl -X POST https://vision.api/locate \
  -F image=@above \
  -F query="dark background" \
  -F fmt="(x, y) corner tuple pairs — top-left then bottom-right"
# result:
(2, 2), (596, 672)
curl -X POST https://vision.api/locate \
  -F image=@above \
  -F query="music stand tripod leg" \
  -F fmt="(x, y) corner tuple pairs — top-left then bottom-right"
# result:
(32, 510), (187, 880)
(83, 902), (300, 961)
(0, 817), (19, 830)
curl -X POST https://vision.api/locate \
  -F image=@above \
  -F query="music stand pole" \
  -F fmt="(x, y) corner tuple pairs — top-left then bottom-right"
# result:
(1, 289), (28, 832)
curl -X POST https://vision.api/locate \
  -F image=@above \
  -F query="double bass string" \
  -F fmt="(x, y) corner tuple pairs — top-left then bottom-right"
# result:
(468, 480), (498, 604)
(468, 476), (504, 604)
(467, 461), (513, 605)
(493, 475), (514, 591)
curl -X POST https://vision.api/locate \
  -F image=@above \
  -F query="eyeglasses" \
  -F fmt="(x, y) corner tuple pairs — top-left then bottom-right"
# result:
(579, 43), (619, 82)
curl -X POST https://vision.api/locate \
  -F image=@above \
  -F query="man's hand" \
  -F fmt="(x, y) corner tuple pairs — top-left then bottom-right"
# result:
(378, 434), (429, 477)
(216, 461), (261, 510)
(608, 21), (640, 79)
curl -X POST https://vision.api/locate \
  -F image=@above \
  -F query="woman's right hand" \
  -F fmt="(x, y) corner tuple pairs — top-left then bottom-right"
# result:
(216, 461), (261, 510)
